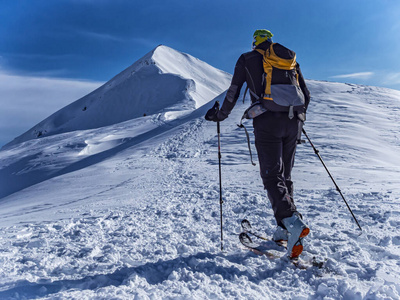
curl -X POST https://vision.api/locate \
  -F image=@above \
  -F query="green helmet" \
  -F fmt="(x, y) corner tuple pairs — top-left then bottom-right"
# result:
(252, 29), (273, 49)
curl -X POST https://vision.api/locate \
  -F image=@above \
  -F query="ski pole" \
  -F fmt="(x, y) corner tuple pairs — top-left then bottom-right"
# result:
(216, 103), (224, 251)
(302, 128), (362, 232)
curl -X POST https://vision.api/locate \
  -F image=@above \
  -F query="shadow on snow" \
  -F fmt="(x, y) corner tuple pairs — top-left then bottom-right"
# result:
(0, 94), (223, 201)
(0, 251), (288, 299)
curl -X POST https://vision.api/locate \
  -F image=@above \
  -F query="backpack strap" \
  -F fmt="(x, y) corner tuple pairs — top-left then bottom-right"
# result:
(243, 83), (263, 103)
(237, 119), (256, 166)
(248, 88), (261, 100)
(255, 49), (273, 100)
(242, 85), (248, 103)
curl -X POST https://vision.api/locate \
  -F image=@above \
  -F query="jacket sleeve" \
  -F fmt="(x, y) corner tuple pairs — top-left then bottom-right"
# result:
(218, 54), (247, 119)
(296, 63), (311, 111)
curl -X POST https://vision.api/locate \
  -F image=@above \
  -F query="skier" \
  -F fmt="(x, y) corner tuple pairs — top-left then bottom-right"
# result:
(205, 29), (311, 259)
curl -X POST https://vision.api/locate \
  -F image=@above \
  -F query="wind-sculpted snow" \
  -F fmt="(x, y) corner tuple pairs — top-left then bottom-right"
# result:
(1, 51), (400, 298)
(3, 45), (231, 148)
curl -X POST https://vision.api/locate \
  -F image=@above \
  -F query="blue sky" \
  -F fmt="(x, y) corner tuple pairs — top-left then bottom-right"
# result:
(1, 0), (400, 146)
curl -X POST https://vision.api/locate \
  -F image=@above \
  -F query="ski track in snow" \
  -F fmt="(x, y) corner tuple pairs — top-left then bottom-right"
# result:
(1, 77), (400, 298)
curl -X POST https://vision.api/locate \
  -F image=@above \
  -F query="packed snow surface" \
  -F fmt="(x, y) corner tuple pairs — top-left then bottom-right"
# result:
(1, 46), (400, 299)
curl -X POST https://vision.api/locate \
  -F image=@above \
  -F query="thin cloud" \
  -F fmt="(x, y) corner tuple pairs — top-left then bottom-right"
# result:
(77, 30), (156, 46)
(330, 72), (374, 79)
(383, 72), (400, 85)
(78, 30), (126, 42)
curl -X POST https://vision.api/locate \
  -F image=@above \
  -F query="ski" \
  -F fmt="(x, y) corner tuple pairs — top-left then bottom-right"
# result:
(241, 219), (287, 248)
(240, 219), (325, 269)
(241, 219), (269, 241)
(240, 232), (324, 269)
(239, 232), (280, 259)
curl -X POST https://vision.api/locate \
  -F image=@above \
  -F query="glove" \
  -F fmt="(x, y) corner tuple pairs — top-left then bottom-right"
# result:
(205, 101), (228, 122)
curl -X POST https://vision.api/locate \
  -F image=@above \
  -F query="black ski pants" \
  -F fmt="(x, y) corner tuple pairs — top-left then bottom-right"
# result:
(253, 111), (300, 228)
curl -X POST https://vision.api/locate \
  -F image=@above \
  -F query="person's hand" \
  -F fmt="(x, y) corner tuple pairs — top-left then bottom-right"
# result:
(205, 101), (228, 122)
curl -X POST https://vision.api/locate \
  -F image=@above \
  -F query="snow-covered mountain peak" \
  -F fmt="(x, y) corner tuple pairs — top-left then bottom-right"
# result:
(3, 45), (231, 148)
(122, 44), (165, 74)
(150, 45), (222, 78)
(108, 44), (230, 94)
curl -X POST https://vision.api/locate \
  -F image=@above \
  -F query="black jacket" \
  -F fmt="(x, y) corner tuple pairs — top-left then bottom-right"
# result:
(220, 40), (310, 119)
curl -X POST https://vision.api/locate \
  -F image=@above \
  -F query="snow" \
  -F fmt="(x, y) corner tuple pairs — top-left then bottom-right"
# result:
(3, 45), (231, 149)
(1, 46), (400, 299)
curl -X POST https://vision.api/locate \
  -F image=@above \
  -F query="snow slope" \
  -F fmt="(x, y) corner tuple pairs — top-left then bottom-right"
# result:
(3, 45), (231, 148)
(1, 47), (400, 299)
(0, 45), (232, 200)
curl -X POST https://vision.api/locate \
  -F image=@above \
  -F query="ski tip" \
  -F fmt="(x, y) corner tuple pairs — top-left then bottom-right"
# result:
(239, 231), (252, 242)
(241, 219), (252, 231)
(241, 219), (251, 225)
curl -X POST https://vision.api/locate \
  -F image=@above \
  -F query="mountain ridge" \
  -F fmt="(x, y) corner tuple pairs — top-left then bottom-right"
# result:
(3, 45), (231, 149)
